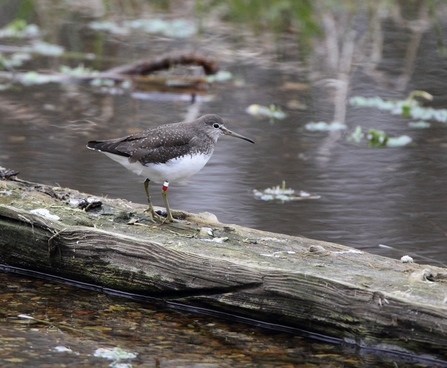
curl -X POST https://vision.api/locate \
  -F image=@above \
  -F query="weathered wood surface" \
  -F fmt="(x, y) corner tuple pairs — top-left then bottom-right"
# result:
(1, 177), (447, 361)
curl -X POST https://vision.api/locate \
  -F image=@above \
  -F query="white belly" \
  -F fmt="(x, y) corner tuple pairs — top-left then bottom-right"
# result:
(103, 152), (212, 184)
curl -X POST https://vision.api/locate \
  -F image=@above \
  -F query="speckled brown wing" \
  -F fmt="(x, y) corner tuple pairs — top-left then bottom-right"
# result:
(87, 123), (198, 165)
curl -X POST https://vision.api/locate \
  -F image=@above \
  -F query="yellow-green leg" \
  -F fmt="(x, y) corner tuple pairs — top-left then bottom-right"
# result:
(143, 178), (160, 221)
(161, 181), (175, 222)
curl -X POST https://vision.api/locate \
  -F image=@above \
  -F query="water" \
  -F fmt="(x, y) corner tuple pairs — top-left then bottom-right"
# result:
(1, 0), (447, 365)
(0, 272), (438, 367)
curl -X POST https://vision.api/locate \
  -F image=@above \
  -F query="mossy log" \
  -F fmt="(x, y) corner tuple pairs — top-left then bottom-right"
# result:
(1, 176), (447, 361)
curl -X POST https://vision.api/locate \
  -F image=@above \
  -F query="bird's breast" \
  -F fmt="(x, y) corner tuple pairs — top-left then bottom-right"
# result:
(102, 151), (213, 184)
(142, 153), (213, 183)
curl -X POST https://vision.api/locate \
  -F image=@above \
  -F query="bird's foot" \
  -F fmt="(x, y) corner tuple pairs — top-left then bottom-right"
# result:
(143, 207), (177, 223)
(155, 209), (177, 223)
(143, 207), (164, 222)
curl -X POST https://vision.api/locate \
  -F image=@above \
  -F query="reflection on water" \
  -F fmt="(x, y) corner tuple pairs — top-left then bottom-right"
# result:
(1, 1), (447, 365)
(0, 272), (434, 367)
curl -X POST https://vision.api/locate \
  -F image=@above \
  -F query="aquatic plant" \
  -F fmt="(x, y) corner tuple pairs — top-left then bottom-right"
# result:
(25, 41), (64, 56)
(305, 121), (347, 131)
(0, 52), (31, 69)
(347, 127), (412, 148)
(350, 91), (447, 123)
(344, 91), (447, 147)
(89, 18), (196, 38)
(253, 181), (320, 202)
(246, 104), (286, 120)
(60, 64), (100, 77)
(0, 19), (40, 38)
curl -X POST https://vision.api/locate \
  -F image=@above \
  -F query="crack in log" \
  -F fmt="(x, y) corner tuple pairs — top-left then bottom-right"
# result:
(149, 282), (264, 299)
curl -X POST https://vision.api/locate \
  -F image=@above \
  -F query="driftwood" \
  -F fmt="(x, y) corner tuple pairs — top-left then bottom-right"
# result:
(102, 52), (217, 94)
(105, 52), (219, 76)
(0, 52), (217, 95)
(1, 175), (447, 362)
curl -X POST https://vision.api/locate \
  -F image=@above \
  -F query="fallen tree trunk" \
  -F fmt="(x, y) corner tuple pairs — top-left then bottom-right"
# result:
(0, 176), (447, 361)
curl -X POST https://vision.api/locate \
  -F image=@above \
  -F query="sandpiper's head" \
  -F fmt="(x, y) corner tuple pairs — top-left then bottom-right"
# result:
(199, 114), (255, 144)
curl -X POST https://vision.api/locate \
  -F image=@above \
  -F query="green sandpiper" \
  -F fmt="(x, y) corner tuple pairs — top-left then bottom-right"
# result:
(86, 114), (254, 222)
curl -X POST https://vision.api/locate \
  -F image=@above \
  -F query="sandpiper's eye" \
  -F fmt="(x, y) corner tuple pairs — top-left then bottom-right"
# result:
(213, 123), (220, 129)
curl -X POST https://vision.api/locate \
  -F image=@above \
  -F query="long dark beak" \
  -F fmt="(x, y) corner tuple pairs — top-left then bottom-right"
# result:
(220, 126), (255, 144)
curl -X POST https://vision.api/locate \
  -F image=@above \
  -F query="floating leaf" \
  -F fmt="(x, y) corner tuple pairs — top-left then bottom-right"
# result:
(6, 19), (27, 32)
(401, 104), (412, 118)
(89, 18), (196, 38)
(88, 20), (128, 35)
(253, 181), (320, 202)
(386, 135), (412, 147)
(206, 70), (232, 82)
(408, 121), (430, 128)
(305, 121), (347, 131)
(367, 129), (388, 148)
(348, 126), (411, 148)
(20, 71), (61, 85)
(0, 52), (31, 69)
(25, 41), (64, 56)
(350, 92), (447, 123)
(124, 18), (196, 38)
(90, 78), (115, 87)
(246, 104), (286, 120)
(60, 64), (100, 77)
(0, 19), (40, 38)
(347, 125), (364, 142)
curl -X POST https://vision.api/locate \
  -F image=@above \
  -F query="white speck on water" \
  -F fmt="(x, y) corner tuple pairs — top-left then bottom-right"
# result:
(54, 346), (73, 353)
